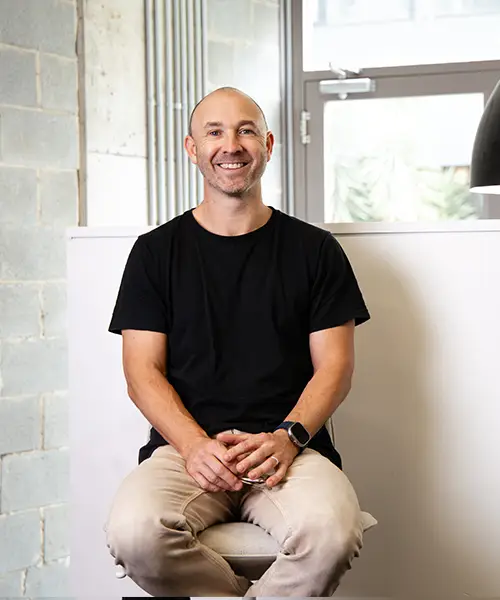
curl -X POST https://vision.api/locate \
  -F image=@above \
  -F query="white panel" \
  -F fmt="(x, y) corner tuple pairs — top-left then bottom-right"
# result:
(68, 230), (150, 599)
(86, 153), (148, 227)
(334, 229), (500, 599)
(68, 225), (500, 599)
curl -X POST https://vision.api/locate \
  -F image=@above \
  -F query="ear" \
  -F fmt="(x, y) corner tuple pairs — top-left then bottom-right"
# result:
(265, 131), (275, 162)
(184, 135), (198, 164)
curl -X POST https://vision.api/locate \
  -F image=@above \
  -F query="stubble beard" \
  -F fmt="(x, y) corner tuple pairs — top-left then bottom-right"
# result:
(199, 153), (267, 198)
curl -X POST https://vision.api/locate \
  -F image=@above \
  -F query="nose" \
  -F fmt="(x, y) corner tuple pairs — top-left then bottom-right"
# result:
(222, 130), (243, 154)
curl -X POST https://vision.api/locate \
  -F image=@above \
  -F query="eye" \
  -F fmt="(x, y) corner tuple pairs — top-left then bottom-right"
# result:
(208, 130), (221, 136)
(240, 128), (255, 135)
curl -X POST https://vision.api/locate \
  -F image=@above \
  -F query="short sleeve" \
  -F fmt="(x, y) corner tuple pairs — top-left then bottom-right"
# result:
(309, 233), (370, 333)
(108, 236), (169, 335)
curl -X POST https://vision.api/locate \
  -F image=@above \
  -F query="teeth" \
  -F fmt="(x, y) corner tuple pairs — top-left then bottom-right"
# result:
(218, 163), (245, 170)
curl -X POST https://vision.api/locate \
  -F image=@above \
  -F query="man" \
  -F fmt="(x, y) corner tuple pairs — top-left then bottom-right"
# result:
(105, 87), (371, 597)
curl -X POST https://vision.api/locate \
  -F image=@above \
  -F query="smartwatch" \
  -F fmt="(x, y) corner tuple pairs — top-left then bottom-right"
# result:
(274, 421), (311, 450)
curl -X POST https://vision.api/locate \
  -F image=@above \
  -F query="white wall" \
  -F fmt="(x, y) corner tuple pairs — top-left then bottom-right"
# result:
(83, 0), (148, 226)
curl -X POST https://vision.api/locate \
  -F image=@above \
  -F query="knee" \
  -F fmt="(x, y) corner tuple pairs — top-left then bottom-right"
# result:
(106, 506), (189, 565)
(288, 517), (363, 562)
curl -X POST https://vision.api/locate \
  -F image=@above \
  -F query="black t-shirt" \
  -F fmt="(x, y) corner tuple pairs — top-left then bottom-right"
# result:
(109, 208), (370, 469)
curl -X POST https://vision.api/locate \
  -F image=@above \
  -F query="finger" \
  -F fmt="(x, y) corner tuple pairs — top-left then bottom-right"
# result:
(247, 455), (281, 480)
(235, 447), (272, 474)
(196, 472), (224, 493)
(224, 453), (253, 476)
(265, 465), (288, 488)
(205, 455), (243, 491)
(224, 439), (260, 463)
(211, 445), (243, 477)
(216, 432), (249, 445)
(199, 464), (234, 491)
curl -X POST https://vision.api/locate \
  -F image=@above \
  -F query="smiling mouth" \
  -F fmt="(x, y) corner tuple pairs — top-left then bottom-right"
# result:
(215, 162), (249, 171)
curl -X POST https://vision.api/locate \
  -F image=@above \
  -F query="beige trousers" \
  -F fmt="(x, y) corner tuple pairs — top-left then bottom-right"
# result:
(105, 441), (364, 597)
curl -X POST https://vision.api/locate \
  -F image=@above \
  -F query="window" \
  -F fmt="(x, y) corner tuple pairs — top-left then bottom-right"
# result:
(322, 94), (484, 222)
(292, 1), (500, 223)
(303, 0), (500, 70)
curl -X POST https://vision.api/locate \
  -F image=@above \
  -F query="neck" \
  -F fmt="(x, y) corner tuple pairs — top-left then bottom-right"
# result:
(193, 188), (272, 237)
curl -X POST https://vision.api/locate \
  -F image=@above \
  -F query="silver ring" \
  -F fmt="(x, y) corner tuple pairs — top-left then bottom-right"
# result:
(270, 456), (279, 467)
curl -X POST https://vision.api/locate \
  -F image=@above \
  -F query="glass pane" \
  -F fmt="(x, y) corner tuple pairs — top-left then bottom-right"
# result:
(303, 0), (500, 70)
(323, 94), (485, 223)
(436, 0), (500, 16)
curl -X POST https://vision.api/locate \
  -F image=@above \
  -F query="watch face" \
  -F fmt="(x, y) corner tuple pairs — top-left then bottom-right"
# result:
(291, 423), (310, 446)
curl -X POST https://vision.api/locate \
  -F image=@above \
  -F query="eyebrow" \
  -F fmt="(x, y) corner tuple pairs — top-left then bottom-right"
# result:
(203, 120), (260, 130)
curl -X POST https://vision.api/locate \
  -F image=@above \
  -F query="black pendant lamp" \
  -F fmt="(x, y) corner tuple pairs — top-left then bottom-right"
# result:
(470, 80), (500, 195)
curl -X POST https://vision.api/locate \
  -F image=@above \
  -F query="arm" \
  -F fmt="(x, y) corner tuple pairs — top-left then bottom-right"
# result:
(220, 319), (355, 486)
(282, 318), (355, 437)
(122, 329), (243, 492)
(123, 329), (207, 454)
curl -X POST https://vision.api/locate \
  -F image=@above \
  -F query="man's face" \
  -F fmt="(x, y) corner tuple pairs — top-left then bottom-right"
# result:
(185, 92), (274, 197)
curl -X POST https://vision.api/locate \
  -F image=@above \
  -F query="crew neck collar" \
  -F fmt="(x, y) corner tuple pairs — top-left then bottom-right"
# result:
(189, 206), (277, 240)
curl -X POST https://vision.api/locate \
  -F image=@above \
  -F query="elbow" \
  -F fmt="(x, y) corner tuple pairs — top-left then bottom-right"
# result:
(124, 363), (165, 403)
(342, 372), (353, 397)
(123, 367), (148, 404)
(126, 382), (138, 402)
(125, 376), (142, 404)
(343, 359), (354, 393)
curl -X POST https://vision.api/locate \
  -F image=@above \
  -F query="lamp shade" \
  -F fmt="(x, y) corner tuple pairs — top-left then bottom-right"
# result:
(470, 79), (500, 195)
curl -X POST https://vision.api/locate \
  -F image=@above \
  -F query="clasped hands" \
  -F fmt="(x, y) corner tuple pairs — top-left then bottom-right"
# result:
(184, 430), (299, 493)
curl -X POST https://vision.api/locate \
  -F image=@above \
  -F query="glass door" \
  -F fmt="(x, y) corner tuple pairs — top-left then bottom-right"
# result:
(304, 65), (500, 223)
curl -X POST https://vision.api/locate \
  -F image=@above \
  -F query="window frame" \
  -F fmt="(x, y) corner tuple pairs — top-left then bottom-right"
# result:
(285, 0), (500, 228)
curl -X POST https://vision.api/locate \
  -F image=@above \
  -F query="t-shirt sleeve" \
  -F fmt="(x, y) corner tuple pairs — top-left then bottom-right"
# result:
(309, 233), (370, 333)
(108, 236), (169, 335)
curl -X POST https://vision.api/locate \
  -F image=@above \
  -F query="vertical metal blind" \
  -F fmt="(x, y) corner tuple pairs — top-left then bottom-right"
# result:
(145, 0), (207, 225)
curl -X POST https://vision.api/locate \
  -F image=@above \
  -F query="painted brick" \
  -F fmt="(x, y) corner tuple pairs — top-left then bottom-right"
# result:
(41, 282), (67, 339)
(0, 284), (40, 338)
(40, 54), (78, 113)
(0, 46), (37, 106)
(0, 0), (76, 57)
(39, 170), (78, 229)
(0, 338), (68, 397)
(0, 397), (40, 456)
(0, 225), (65, 281)
(1, 449), (69, 512)
(25, 561), (69, 598)
(43, 392), (68, 449)
(0, 166), (37, 226)
(84, 0), (147, 157)
(0, 510), (41, 572)
(43, 503), (69, 561)
(0, 569), (23, 596)
(0, 108), (78, 169)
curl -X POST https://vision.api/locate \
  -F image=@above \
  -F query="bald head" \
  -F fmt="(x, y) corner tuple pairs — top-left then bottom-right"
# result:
(188, 87), (268, 137)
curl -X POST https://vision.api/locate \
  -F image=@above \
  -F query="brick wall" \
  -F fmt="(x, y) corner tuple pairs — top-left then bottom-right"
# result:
(0, 0), (78, 596)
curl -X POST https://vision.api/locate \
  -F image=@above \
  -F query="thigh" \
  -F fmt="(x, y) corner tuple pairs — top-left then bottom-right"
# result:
(240, 448), (362, 546)
(106, 445), (237, 535)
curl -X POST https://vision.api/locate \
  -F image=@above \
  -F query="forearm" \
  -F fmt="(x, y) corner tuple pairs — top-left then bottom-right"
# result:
(284, 363), (353, 437)
(126, 367), (209, 456)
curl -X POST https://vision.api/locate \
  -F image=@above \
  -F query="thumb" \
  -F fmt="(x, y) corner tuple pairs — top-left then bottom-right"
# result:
(216, 432), (246, 444)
